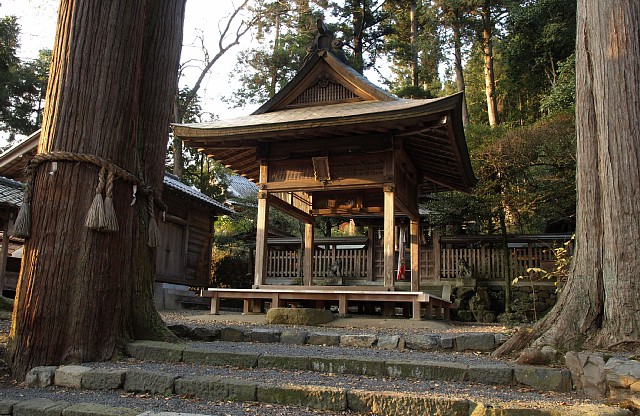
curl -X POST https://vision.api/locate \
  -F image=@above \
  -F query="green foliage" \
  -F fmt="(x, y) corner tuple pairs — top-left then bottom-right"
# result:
(423, 114), (576, 235)
(540, 53), (575, 115)
(226, 0), (326, 108)
(513, 234), (574, 291)
(500, 0), (576, 123)
(210, 245), (252, 288)
(0, 16), (51, 135)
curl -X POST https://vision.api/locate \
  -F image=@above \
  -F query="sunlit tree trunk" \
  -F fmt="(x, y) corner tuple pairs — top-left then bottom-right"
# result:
(452, 15), (469, 126)
(480, 1), (498, 127)
(10, 0), (185, 379)
(495, 0), (640, 356)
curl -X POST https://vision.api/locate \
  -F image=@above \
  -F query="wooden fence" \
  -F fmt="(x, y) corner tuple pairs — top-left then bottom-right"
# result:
(267, 247), (368, 279)
(265, 234), (573, 283)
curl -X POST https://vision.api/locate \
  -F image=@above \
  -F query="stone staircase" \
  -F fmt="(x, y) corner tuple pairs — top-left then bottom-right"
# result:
(8, 337), (633, 416)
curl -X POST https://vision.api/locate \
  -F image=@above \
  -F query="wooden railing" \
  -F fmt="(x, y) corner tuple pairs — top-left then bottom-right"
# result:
(439, 244), (560, 279)
(264, 234), (573, 283)
(266, 247), (368, 279)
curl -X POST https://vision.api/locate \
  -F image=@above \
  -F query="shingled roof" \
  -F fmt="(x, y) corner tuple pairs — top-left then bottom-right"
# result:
(173, 40), (476, 195)
(0, 176), (23, 210)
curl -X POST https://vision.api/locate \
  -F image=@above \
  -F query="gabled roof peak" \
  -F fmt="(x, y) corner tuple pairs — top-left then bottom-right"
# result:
(301, 19), (349, 67)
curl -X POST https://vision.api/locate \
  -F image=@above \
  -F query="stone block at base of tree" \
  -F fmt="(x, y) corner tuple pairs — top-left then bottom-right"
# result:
(24, 366), (58, 388)
(55, 365), (92, 389)
(565, 352), (607, 398)
(81, 368), (126, 390)
(125, 341), (185, 363)
(187, 327), (220, 341)
(514, 366), (572, 392)
(166, 324), (191, 338)
(454, 333), (495, 351)
(219, 327), (246, 342)
(266, 308), (335, 325)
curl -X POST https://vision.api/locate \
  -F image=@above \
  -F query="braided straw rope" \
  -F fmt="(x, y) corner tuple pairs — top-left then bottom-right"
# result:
(13, 151), (164, 246)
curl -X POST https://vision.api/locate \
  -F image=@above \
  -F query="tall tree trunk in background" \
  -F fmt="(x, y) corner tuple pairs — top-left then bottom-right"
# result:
(410, 0), (419, 88)
(269, 11), (282, 96)
(480, 1), (498, 127)
(495, 0), (640, 357)
(452, 14), (469, 125)
(10, 0), (185, 380)
(352, 0), (365, 74)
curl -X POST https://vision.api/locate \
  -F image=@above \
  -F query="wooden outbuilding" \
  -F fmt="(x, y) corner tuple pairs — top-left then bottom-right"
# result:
(172, 25), (477, 318)
(0, 131), (234, 301)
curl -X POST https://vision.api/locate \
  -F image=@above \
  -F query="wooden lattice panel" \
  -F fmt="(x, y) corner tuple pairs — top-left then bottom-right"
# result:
(291, 72), (358, 105)
(331, 157), (384, 179)
(269, 161), (315, 182)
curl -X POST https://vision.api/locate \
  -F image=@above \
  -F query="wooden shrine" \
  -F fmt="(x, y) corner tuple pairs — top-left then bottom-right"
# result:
(173, 23), (476, 319)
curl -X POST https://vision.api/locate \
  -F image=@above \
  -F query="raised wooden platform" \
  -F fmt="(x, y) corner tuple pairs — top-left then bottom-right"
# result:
(200, 287), (451, 320)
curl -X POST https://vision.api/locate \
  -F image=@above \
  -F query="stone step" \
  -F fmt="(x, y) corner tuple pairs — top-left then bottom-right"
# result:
(168, 324), (505, 353)
(125, 340), (572, 393)
(20, 364), (631, 416)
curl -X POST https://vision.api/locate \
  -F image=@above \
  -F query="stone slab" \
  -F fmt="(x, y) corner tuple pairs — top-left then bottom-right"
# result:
(347, 390), (470, 415)
(55, 365), (92, 389)
(514, 366), (572, 392)
(82, 368), (126, 390)
(174, 375), (228, 401)
(257, 384), (347, 411)
(455, 333), (495, 351)
(466, 364), (513, 385)
(279, 331), (308, 345)
(61, 403), (138, 416)
(24, 366), (58, 388)
(13, 398), (70, 416)
(250, 328), (281, 343)
(218, 327), (246, 342)
(0, 398), (20, 415)
(257, 354), (310, 371)
(308, 355), (386, 376)
(123, 369), (176, 396)
(340, 334), (377, 348)
(307, 333), (340, 346)
(125, 341), (185, 363)
(386, 360), (467, 382)
(377, 335), (401, 350)
(182, 348), (259, 368)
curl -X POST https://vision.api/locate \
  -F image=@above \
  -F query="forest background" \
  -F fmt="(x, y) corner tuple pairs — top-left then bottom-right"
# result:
(1, 0), (577, 242)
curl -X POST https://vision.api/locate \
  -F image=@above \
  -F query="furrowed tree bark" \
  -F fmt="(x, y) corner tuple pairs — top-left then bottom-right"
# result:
(10, 0), (186, 380)
(495, 0), (639, 357)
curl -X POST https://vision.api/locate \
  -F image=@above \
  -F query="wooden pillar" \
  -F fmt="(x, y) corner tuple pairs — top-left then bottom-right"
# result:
(367, 227), (374, 281)
(433, 232), (441, 281)
(410, 220), (420, 292)
(383, 187), (395, 289)
(0, 217), (10, 295)
(303, 223), (314, 286)
(254, 192), (269, 287)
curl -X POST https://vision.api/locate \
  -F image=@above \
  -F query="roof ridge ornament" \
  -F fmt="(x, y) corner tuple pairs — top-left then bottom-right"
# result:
(302, 19), (349, 67)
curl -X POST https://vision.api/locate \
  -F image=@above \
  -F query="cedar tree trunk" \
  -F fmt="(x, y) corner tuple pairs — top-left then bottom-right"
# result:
(480, 1), (498, 127)
(10, 0), (186, 380)
(495, 0), (640, 356)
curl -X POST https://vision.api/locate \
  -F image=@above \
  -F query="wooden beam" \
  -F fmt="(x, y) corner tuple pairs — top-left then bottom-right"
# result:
(367, 227), (374, 281)
(254, 162), (270, 287)
(267, 194), (314, 224)
(410, 220), (420, 292)
(433, 232), (441, 281)
(264, 177), (386, 192)
(383, 187), (395, 289)
(303, 223), (314, 286)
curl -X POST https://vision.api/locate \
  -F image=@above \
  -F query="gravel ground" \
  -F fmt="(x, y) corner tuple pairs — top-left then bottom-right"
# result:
(0, 310), (610, 415)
